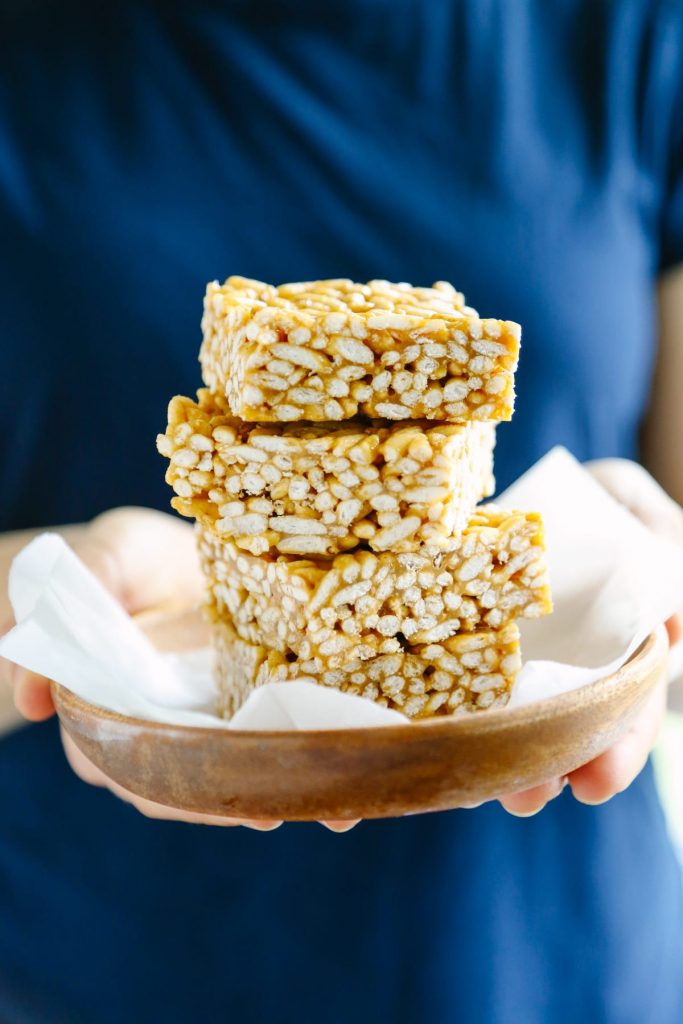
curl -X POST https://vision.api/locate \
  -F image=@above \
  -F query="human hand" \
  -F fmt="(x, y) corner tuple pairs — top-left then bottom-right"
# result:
(498, 458), (683, 817)
(1, 507), (356, 831)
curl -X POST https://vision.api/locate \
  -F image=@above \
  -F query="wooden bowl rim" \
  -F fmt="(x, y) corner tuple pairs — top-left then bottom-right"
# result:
(52, 628), (667, 744)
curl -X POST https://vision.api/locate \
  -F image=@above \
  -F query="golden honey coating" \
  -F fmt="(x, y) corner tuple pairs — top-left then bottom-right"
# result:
(199, 506), (551, 668)
(215, 617), (522, 720)
(200, 277), (520, 423)
(158, 390), (496, 556)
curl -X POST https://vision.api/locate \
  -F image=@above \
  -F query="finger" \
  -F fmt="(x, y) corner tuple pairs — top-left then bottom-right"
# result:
(61, 728), (110, 786)
(84, 508), (204, 614)
(569, 679), (667, 805)
(586, 461), (683, 652)
(666, 612), (683, 646)
(1, 617), (56, 721)
(586, 460), (683, 543)
(321, 819), (361, 833)
(498, 777), (566, 817)
(69, 538), (129, 605)
(239, 821), (285, 831)
(12, 666), (55, 721)
(126, 797), (282, 829)
(61, 730), (282, 828)
(1, 546), (118, 724)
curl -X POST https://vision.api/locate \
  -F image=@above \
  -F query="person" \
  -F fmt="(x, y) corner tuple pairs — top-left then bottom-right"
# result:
(1, 2), (683, 1021)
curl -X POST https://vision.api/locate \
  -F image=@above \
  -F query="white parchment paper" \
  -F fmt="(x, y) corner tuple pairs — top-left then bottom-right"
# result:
(1, 447), (682, 730)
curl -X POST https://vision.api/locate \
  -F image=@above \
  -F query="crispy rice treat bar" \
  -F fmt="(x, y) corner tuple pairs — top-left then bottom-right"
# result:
(200, 277), (520, 423)
(199, 506), (551, 667)
(158, 390), (496, 556)
(215, 617), (521, 720)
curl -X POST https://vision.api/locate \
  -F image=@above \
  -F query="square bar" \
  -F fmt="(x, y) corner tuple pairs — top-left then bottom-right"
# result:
(200, 277), (520, 423)
(158, 390), (496, 556)
(199, 506), (551, 666)
(214, 617), (522, 720)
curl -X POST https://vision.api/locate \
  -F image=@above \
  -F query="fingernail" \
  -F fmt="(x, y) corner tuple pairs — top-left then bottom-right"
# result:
(572, 794), (609, 807)
(569, 780), (610, 806)
(321, 821), (359, 833)
(505, 805), (544, 818)
(242, 821), (283, 831)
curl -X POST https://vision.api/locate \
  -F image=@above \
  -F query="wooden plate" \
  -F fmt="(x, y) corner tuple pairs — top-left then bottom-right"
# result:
(51, 617), (668, 821)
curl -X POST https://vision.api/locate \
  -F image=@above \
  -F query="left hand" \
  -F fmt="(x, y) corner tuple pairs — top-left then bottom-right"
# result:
(499, 458), (683, 816)
(2, 507), (357, 832)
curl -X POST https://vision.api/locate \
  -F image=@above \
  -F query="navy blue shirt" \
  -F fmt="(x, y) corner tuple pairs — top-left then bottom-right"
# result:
(2, 3), (683, 1022)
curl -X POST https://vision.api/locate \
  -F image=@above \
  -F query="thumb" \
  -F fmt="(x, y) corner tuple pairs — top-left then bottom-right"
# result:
(586, 459), (683, 545)
(82, 507), (203, 615)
